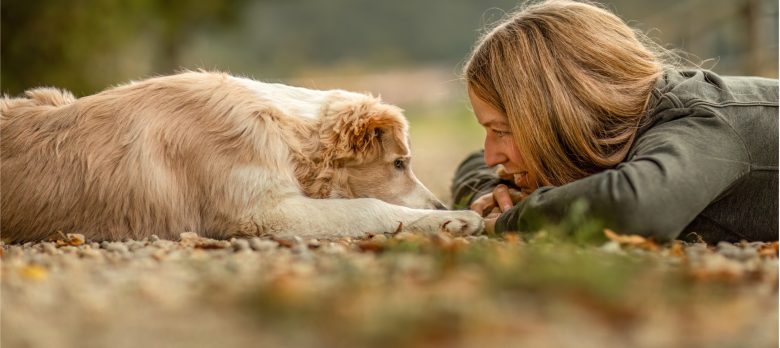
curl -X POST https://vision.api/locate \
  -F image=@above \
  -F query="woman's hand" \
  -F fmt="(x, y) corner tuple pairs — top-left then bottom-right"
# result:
(483, 207), (502, 235)
(469, 184), (527, 217)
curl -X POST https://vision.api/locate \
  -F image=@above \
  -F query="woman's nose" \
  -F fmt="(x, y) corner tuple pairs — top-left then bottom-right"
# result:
(483, 138), (507, 167)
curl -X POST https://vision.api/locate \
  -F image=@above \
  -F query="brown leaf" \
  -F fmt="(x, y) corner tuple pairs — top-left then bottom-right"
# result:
(604, 229), (659, 251)
(759, 241), (778, 258)
(669, 241), (685, 258)
(66, 233), (85, 246)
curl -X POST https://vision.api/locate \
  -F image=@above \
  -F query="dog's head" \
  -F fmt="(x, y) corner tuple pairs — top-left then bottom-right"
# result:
(308, 93), (446, 210)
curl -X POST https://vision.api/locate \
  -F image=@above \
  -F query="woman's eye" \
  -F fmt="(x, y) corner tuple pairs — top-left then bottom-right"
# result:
(393, 159), (405, 170)
(492, 129), (511, 137)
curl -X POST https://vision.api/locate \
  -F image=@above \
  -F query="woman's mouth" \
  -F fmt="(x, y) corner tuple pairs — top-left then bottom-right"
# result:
(512, 172), (536, 193)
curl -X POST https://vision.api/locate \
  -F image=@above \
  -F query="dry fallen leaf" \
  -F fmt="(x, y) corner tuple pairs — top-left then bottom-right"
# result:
(669, 241), (685, 258)
(19, 265), (48, 281)
(67, 233), (85, 246)
(604, 229), (659, 251)
(759, 241), (778, 258)
(357, 234), (388, 252)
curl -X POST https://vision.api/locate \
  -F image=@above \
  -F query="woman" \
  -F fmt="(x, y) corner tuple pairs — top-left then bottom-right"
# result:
(451, 0), (778, 242)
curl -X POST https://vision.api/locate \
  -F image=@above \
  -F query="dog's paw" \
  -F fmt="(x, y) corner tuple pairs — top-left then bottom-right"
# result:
(439, 210), (484, 236)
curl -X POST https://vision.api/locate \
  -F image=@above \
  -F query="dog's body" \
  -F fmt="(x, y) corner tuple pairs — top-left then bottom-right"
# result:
(1, 71), (482, 242)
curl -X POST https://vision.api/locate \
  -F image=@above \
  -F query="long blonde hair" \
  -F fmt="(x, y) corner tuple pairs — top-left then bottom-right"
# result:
(465, 0), (666, 186)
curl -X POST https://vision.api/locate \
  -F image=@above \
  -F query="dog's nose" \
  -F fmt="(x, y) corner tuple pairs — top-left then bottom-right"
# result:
(432, 200), (448, 210)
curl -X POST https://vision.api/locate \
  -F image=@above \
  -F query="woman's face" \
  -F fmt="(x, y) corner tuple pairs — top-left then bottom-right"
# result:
(469, 89), (538, 192)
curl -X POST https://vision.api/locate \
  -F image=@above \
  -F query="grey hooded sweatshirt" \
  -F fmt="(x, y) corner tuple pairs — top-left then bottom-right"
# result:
(451, 70), (778, 243)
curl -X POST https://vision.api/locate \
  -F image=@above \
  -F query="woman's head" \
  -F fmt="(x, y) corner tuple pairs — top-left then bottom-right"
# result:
(465, 0), (664, 187)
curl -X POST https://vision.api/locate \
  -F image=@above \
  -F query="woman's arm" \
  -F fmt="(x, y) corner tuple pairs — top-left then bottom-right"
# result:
(496, 108), (751, 241)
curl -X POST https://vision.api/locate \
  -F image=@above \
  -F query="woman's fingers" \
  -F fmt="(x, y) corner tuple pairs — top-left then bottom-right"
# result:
(493, 184), (514, 212)
(469, 192), (497, 217)
(508, 189), (527, 204)
(470, 184), (529, 217)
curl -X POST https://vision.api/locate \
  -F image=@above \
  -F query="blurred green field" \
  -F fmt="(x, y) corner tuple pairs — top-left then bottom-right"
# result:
(406, 103), (485, 205)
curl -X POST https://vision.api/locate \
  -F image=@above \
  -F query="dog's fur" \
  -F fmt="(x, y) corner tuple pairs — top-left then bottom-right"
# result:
(1, 71), (482, 242)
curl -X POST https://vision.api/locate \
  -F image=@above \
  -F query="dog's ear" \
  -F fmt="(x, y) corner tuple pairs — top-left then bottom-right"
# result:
(320, 96), (408, 163)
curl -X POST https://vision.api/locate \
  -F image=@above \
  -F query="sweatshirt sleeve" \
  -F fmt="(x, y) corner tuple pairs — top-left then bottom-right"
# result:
(495, 107), (751, 241)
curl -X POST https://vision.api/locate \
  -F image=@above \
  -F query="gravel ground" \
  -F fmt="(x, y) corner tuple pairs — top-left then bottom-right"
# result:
(2, 231), (777, 348)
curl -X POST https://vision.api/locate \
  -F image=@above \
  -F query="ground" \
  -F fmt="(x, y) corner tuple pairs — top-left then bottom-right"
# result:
(2, 231), (777, 348)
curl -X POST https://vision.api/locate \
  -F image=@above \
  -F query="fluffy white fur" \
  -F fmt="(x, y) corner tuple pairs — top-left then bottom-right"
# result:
(1, 71), (483, 242)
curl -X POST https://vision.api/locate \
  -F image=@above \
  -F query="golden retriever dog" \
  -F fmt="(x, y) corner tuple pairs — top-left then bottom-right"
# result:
(1, 71), (483, 242)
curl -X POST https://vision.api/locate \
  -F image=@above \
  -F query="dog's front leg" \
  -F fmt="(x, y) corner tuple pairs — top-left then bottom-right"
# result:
(258, 196), (484, 238)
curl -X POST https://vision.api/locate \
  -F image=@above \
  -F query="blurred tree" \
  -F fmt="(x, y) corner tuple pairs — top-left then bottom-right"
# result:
(2, 0), (776, 95)
(1, 0), (245, 95)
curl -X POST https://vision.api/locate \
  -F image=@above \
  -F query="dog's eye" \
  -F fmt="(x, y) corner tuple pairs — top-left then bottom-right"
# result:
(393, 159), (405, 170)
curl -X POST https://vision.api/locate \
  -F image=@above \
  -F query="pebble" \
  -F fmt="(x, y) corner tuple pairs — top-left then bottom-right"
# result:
(79, 248), (103, 259)
(307, 239), (321, 248)
(322, 242), (347, 254)
(716, 241), (756, 261)
(105, 243), (129, 253)
(291, 243), (309, 255)
(59, 246), (78, 254)
(179, 232), (199, 241)
(41, 242), (58, 255)
(599, 240), (623, 253)
(149, 235), (160, 242)
(249, 238), (278, 252)
(231, 239), (251, 252)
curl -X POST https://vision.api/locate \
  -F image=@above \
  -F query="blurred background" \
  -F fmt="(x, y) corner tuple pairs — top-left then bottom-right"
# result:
(2, 0), (778, 203)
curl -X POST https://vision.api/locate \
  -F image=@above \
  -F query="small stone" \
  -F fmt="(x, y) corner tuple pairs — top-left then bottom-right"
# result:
(179, 232), (199, 241)
(100, 241), (111, 249)
(149, 235), (160, 242)
(600, 241), (623, 253)
(291, 243), (309, 255)
(105, 243), (129, 253)
(740, 247), (759, 260)
(128, 242), (145, 252)
(717, 242), (743, 260)
(59, 246), (78, 254)
(231, 238), (251, 252)
(79, 248), (102, 258)
(249, 238), (278, 251)
(41, 242), (58, 255)
(322, 242), (347, 254)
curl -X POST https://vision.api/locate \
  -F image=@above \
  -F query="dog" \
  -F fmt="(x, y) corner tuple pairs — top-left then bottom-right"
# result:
(0, 71), (483, 242)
